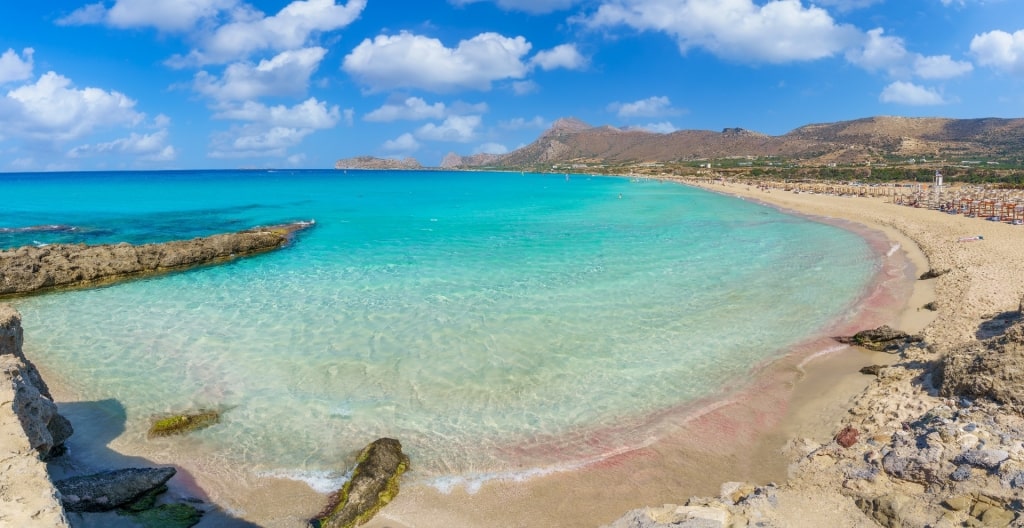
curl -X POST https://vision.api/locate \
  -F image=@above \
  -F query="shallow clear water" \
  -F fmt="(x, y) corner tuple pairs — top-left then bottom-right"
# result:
(3, 170), (877, 484)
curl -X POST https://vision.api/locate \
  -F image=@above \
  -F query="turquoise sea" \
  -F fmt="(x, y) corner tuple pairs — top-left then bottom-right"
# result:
(2, 170), (880, 492)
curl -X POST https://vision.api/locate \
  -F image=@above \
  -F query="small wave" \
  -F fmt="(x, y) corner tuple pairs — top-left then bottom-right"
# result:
(796, 343), (850, 371)
(258, 468), (351, 494)
(428, 440), (655, 495)
(0, 224), (78, 234)
(886, 242), (901, 257)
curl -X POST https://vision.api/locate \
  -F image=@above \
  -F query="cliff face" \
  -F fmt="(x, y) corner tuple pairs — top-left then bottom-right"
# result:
(0, 304), (70, 526)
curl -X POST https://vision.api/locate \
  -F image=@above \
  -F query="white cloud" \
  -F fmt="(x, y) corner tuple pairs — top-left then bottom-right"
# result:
(68, 129), (177, 161)
(634, 121), (678, 133)
(344, 31), (532, 92)
(512, 80), (539, 95)
(846, 28), (909, 75)
(382, 133), (420, 152)
(365, 97), (447, 122)
(209, 97), (340, 158)
(608, 95), (680, 118)
(209, 125), (316, 158)
(193, 47), (327, 101)
(971, 29), (1024, 75)
(58, 0), (237, 32)
(213, 97), (340, 128)
(913, 55), (973, 79)
(56, 3), (108, 26)
(530, 44), (587, 71)
(848, 28), (973, 80)
(449, 0), (579, 13)
(287, 153), (307, 165)
(172, 0), (366, 65)
(500, 116), (548, 130)
(0, 48), (34, 84)
(813, 0), (882, 11)
(474, 142), (509, 154)
(3, 71), (144, 142)
(584, 0), (860, 63)
(879, 81), (947, 105)
(415, 115), (482, 142)
(343, 108), (354, 126)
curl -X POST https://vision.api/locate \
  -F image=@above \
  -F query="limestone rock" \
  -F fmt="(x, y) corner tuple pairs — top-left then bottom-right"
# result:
(855, 494), (915, 528)
(835, 325), (923, 352)
(0, 221), (313, 298)
(1, 305), (72, 459)
(940, 321), (1024, 407)
(919, 268), (951, 280)
(311, 438), (409, 528)
(860, 364), (885, 376)
(55, 467), (177, 512)
(956, 449), (1009, 471)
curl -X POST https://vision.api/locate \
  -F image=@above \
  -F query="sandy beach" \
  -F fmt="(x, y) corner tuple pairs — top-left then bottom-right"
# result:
(351, 178), (1024, 528)
(7, 175), (1024, 527)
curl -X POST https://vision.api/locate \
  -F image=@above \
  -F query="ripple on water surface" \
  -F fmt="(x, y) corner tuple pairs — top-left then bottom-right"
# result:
(8, 170), (878, 485)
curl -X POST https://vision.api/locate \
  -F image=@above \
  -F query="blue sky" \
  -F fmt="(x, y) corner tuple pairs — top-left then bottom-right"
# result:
(1, 0), (1023, 171)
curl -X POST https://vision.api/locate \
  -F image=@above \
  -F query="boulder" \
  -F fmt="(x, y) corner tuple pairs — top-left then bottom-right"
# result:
(835, 326), (923, 352)
(939, 321), (1024, 407)
(860, 365), (885, 376)
(919, 268), (951, 280)
(834, 425), (859, 448)
(311, 438), (410, 528)
(55, 467), (177, 512)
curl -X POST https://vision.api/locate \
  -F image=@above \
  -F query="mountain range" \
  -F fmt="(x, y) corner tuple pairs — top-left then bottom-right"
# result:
(436, 116), (1024, 170)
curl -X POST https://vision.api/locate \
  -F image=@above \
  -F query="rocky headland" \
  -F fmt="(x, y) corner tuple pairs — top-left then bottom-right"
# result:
(0, 221), (313, 298)
(334, 156), (422, 170)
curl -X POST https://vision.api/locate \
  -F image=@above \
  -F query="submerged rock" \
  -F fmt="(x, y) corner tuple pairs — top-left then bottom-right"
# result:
(311, 438), (410, 528)
(0, 221), (314, 298)
(56, 467), (177, 512)
(148, 409), (221, 438)
(119, 502), (204, 528)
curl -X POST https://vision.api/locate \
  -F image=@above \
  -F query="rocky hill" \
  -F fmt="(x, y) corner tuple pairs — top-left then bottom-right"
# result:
(444, 116), (1024, 169)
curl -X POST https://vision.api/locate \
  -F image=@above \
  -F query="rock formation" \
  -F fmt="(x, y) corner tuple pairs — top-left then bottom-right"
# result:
(55, 467), (177, 512)
(939, 320), (1024, 408)
(334, 156), (422, 170)
(0, 305), (71, 527)
(311, 438), (410, 528)
(0, 221), (313, 298)
(148, 409), (221, 438)
(834, 325), (923, 352)
(1, 305), (72, 459)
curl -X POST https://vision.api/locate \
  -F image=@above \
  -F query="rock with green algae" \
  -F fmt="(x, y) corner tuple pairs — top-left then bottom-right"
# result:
(148, 409), (220, 438)
(310, 438), (410, 528)
(119, 503), (204, 528)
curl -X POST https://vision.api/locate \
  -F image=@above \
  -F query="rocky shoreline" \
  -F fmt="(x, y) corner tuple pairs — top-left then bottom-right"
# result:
(0, 222), (314, 527)
(601, 179), (1024, 528)
(0, 221), (313, 298)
